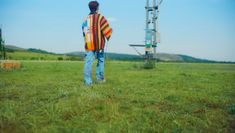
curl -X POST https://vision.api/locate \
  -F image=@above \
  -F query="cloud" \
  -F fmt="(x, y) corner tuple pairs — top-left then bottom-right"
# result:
(107, 17), (117, 22)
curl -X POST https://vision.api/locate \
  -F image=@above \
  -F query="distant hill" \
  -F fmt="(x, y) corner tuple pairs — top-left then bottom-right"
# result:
(66, 52), (141, 61)
(5, 45), (81, 61)
(5, 45), (26, 51)
(66, 51), (218, 63)
(155, 53), (216, 63)
(27, 48), (55, 54)
(5, 45), (233, 63)
(6, 45), (55, 54)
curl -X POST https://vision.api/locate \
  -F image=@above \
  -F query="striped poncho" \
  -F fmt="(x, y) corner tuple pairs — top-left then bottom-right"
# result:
(82, 13), (112, 51)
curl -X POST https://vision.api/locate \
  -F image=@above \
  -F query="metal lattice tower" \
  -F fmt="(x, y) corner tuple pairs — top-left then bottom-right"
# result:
(0, 28), (3, 59)
(130, 0), (163, 68)
(0, 28), (6, 60)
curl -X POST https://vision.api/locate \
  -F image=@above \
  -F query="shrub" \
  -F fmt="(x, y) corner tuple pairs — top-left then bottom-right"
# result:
(58, 57), (63, 61)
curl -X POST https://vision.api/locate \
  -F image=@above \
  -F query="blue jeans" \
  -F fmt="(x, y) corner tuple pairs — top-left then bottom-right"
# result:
(84, 50), (105, 85)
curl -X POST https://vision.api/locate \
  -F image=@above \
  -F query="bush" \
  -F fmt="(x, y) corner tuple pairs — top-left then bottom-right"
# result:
(58, 57), (63, 61)
(40, 57), (45, 60)
(66, 56), (81, 61)
(30, 57), (38, 60)
(8, 56), (12, 60)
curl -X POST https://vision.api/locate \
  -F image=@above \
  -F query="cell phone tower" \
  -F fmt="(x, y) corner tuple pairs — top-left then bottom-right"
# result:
(130, 0), (163, 69)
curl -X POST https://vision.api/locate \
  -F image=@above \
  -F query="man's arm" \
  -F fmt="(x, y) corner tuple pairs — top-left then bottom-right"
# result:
(82, 20), (86, 38)
(100, 16), (112, 40)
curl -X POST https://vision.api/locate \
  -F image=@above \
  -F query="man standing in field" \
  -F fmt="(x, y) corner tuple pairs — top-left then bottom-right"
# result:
(82, 1), (112, 85)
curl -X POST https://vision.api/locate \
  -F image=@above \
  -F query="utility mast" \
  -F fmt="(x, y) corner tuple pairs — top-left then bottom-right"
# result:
(130, 0), (163, 69)
(0, 28), (6, 60)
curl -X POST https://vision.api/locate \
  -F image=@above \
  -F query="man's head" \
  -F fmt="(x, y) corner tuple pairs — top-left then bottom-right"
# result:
(89, 1), (99, 13)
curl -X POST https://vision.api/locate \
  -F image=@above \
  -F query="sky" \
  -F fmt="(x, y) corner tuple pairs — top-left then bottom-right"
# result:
(0, 0), (235, 61)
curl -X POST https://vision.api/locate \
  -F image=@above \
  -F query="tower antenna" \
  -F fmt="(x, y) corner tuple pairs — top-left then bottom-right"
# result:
(0, 28), (7, 60)
(130, 0), (163, 69)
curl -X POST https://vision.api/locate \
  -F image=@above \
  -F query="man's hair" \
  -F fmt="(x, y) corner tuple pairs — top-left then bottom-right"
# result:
(89, 1), (99, 12)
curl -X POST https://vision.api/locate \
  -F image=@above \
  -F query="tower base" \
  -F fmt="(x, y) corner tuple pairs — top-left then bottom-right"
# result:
(144, 53), (155, 69)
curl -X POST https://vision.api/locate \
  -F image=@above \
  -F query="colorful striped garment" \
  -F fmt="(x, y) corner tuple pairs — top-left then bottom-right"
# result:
(82, 13), (112, 51)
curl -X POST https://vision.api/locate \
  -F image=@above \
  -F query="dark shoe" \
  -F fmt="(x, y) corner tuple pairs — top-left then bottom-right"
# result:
(96, 79), (106, 84)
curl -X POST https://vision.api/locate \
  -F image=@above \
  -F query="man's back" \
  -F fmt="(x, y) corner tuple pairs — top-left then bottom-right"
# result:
(82, 13), (112, 51)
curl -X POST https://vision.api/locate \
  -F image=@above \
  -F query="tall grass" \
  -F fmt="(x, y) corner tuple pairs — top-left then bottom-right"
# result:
(0, 61), (235, 132)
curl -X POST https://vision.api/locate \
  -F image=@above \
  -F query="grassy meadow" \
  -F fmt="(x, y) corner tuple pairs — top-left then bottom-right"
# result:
(6, 51), (81, 61)
(0, 61), (235, 132)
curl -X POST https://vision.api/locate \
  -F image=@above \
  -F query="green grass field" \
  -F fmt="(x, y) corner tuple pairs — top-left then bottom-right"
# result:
(0, 61), (235, 133)
(6, 51), (81, 61)
(6, 51), (62, 60)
